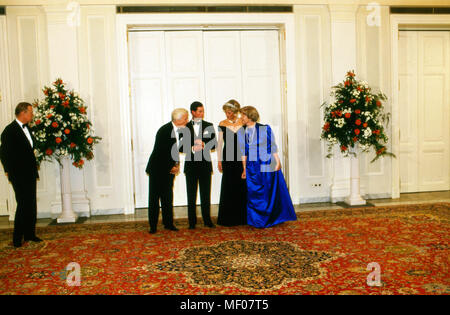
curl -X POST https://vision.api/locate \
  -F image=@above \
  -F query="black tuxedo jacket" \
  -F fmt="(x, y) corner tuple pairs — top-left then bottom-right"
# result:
(0, 120), (39, 182)
(183, 120), (217, 174)
(146, 122), (181, 177)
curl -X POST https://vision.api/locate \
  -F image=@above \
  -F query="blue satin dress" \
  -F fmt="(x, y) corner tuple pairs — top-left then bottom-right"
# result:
(240, 123), (297, 228)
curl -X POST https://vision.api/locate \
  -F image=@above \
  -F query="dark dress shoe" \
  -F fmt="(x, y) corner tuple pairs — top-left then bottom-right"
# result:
(25, 237), (43, 242)
(205, 223), (215, 228)
(189, 225), (196, 230)
(13, 242), (22, 248)
(149, 229), (157, 234)
(165, 226), (178, 231)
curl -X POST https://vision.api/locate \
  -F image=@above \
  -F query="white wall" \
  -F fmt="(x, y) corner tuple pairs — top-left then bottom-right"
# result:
(0, 2), (404, 219)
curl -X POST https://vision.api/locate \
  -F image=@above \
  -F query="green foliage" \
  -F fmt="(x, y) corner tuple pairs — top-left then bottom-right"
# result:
(320, 71), (395, 162)
(31, 79), (101, 168)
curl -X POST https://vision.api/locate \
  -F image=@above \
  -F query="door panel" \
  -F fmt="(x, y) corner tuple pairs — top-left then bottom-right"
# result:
(129, 29), (284, 209)
(399, 31), (450, 193)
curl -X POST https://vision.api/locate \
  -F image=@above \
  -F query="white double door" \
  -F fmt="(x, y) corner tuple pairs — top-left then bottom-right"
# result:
(399, 31), (450, 192)
(128, 29), (283, 208)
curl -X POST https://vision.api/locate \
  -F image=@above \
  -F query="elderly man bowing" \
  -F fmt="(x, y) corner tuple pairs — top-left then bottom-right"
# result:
(146, 108), (189, 234)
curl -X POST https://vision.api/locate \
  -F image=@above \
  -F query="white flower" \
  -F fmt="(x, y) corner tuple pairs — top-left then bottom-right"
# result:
(363, 127), (372, 139)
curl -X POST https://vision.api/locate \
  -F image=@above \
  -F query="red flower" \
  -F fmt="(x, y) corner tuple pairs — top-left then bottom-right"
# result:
(50, 105), (55, 109)
(354, 129), (360, 135)
(45, 148), (53, 155)
(353, 137), (358, 142)
(355, 109), (361, 114)
(376, 100), (382, 107)
(341, 145), (347, 151)
(55, 137), (62, 144)
(336, 110), (342, 117)
(47, 114), (53, 119)
(79, 107), (86, 114)
(355, 119), (362, 126)
(64, 129), (70, 135)
(347, 71), (355, 77)
(376, 147), (386, 155)
(87, 137), (93, 144)
(59, 93), (66, 100)
(339, 100), (344, 104)
(372, 129), (380, 135)
(345, 113), (351, 119)
(74, 160), (84, 167)
(54, 79), (63, 85)
(43, 89), (49, 95)
(70, 142), (76, 148)
(62, 101), (69, 108)
(35, 120), (41, 125)
(52, 122), (58, 128)
(350, 99), (356, 103)
(323, 122), (330, 131)
(365, 96), (371, 103)
(363, 123), (368, 128)
(344, 80), (351, 87)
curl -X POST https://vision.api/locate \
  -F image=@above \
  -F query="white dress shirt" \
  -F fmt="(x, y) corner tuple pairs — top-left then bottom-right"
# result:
(192, 120), (201, 137)
(171, 122), (181, 149)
(16, 119), (33, 147)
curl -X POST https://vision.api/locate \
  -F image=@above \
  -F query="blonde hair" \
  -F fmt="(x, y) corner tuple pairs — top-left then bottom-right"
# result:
(222, 99), (241, 114)
(240, 106), (259, 122)
(171, 108), (188, 121)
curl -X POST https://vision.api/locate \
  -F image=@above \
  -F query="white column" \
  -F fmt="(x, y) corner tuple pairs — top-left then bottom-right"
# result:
(57, 157), (78, 223)
(44, 4), (90, 218)
(344, 149), (366, 205)
(328, 3), (361, 203)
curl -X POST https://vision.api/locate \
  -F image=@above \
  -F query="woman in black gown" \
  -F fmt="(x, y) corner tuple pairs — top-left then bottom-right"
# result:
(217, 100), (247, 226)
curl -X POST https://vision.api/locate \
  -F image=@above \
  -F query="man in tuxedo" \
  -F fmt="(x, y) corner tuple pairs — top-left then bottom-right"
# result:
(146, 108), (189, 234)
(0, 102), (41, 248)
(184, 101), (217, 229)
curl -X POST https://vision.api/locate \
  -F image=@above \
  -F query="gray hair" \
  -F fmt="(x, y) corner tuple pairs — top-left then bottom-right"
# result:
(15, 102), (32, 116)
(171, 108), (188, 121)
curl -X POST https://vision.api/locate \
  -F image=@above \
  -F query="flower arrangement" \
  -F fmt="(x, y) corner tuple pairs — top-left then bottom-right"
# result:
(31, 79), (101, 168)
(321, 71), (395, 162)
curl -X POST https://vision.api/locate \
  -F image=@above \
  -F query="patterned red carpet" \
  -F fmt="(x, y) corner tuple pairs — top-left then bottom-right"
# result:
(0, 203), (449, 295)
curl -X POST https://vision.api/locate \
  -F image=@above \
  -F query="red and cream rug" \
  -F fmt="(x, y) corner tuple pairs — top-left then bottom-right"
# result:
(0, 203), (448, 295)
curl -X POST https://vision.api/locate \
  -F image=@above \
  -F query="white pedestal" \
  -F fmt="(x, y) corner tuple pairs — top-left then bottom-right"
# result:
(344, 152), (366, 206)
(57, 157), (78, 223)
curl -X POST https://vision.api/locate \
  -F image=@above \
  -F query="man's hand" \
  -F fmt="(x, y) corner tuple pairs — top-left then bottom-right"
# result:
(170, 164), (180, 175)
(192, 139), (204, 152)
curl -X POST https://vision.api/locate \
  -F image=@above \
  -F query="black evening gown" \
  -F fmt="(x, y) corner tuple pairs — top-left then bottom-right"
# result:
(217, 125), (247, 226)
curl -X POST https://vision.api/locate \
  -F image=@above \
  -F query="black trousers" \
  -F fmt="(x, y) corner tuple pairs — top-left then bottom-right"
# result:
(185, 170), (213, 227)
(148, 174), (175, 231)
(10, 176), (37, 244)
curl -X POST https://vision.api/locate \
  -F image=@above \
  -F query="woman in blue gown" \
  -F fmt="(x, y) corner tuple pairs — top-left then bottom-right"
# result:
(239, 106), (297, 228)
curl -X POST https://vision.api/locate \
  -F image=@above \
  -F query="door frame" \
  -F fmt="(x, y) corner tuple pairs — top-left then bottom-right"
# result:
(117, 13), (296, 214)
(390, 14), (450, 198)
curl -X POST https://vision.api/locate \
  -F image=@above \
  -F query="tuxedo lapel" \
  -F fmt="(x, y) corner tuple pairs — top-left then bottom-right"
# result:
(13, 121), (33, 150)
